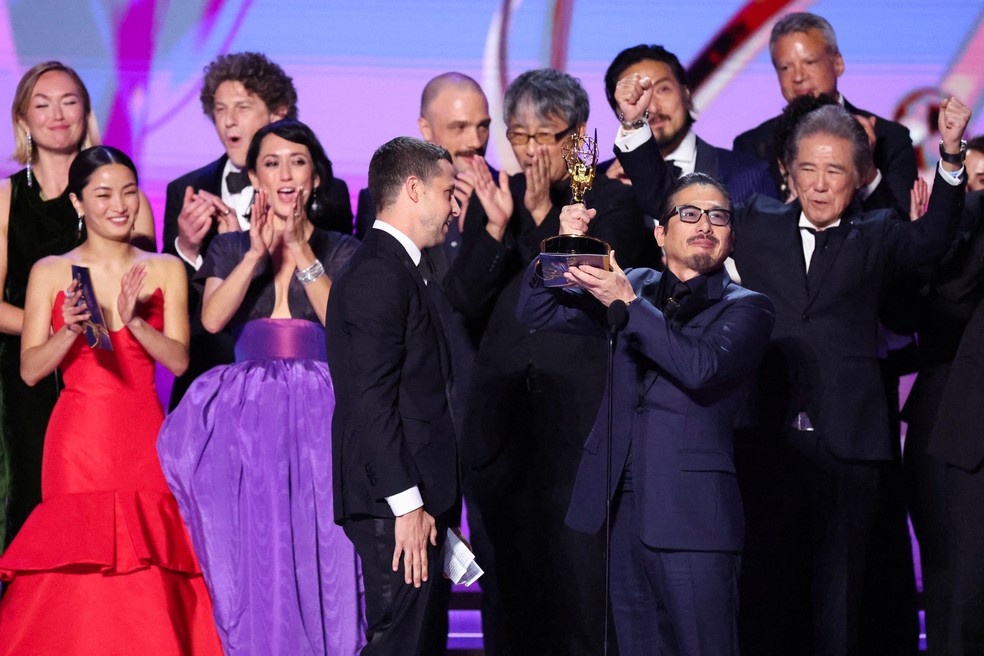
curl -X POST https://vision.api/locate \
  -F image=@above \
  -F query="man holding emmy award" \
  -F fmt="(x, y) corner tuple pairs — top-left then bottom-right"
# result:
(443, 68), (648, 654)
(517, 172), (775, 655)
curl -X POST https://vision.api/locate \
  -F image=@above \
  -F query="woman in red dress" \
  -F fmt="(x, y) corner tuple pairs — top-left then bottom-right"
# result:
(0, 146), (221, 654)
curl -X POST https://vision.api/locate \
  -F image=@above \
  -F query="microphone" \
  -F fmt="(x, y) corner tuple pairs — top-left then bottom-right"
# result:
(607, 299), (629, 333)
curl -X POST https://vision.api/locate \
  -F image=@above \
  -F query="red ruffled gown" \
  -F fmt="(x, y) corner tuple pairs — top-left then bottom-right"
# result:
(0, 289), (222, 655)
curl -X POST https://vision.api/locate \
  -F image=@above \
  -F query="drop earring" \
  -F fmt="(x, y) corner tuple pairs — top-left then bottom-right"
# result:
(309, 187), (321, 215)
(26, 131), (33, 188)
(77, 214), (84, 239)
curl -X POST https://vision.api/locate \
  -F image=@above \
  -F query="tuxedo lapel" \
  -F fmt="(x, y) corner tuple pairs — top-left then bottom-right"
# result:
(694, 137), (721, 179)
(375, 231), (454, 384)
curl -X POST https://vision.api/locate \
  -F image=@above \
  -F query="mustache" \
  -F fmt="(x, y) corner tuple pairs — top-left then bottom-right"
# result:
(455, 146), (487, 159)
(687, 234), (719, 246)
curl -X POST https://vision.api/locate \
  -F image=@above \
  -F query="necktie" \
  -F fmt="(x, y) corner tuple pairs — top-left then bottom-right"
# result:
(418, 251), (434, 285)
(669, 161), (684, 178)
(225, 168), (250, 195)
(663, 281), (691, 320)
(803, 227), (830, 289)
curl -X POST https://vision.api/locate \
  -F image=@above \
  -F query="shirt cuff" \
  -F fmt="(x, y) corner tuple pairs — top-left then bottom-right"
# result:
(938, 160), (965, 185)
(386, 486), (424, 516)
(174, 237), (204, 270)
(614, 124), (654, 153)
(858, 169), (883, 201)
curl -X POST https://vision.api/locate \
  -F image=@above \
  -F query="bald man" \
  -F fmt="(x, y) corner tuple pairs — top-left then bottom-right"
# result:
(355, 72), (492, 246)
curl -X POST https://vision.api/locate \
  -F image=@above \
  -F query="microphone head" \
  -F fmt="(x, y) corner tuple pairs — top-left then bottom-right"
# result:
(607, 299), (629, 332)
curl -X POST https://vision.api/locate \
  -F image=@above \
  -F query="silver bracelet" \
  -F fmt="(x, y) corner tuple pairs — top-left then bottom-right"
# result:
(295, 260), (325, 285)
(617, 109), (649, 130)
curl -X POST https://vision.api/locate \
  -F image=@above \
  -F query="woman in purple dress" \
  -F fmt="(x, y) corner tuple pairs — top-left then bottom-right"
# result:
(157, 120), (365, 655)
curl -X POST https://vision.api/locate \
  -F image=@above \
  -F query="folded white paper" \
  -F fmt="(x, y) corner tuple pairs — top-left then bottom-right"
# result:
(443, 528), (484, 587)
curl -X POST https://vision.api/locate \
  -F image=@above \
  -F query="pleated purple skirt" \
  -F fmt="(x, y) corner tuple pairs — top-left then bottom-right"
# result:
(157, 319), (365, 655)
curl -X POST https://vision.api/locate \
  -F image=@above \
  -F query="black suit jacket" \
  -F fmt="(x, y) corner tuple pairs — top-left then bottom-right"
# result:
(619, 133), (965, 461)
(163, 156), (227, 277)
(599, 133), (779, 205)
(327, 229), (459, 522)
(911, 190), (984, 469)
(733, 98), (917, 213)
(162, 157), (234, 407)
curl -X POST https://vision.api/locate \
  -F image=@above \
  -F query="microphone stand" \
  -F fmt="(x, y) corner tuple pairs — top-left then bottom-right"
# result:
(603, 300), (629, 656)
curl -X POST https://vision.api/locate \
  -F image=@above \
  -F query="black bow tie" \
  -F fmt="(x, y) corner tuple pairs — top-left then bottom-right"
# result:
(225, 168), (250, 195)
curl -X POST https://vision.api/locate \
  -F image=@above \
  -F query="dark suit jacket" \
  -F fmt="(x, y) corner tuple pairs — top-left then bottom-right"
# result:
(163, 155), (227, 277)
(917, 190), (984, 469)
(618, 133), (965, 461)
(327, 228), (459, 522)
(355, 188), (376, 240)
(516, 263), (774, 550)
(733, 98), (917, 213)
(598, 133), (780, 205)
(162, 157), (235, 407)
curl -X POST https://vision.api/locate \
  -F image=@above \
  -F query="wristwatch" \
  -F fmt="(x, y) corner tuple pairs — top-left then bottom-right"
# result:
(939, 139), (967, 165)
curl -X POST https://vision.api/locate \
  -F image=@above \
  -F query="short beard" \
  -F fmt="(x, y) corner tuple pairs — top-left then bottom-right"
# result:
(653, 118), (692, 153)
(684, 252), (718, 273)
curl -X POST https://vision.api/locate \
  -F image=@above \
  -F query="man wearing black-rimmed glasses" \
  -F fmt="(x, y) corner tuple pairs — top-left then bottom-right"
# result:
(517, 172), (775, 655)
(443, 68), (649, 654)
(614, 70), (972, 654)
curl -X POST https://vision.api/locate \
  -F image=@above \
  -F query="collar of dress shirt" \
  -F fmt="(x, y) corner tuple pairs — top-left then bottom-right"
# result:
(372, 219), (421, 265)
(662, 129), (698, 174)
(221, 158), (253, 230)
(798, 212), (841, 231)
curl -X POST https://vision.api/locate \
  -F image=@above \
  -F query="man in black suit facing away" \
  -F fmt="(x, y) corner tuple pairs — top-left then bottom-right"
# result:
(614, 71), (971, 654)
(163, 52), (352, 408)
(601, 44), (779, 205)
(902, 188), (984, 654)
(733, 12), (918, 213)
(327, 137), (460, 656)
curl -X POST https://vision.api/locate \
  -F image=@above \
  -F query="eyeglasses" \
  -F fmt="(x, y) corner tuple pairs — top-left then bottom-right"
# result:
(665, 205), (732, 226)
(505, 126), (573, 146)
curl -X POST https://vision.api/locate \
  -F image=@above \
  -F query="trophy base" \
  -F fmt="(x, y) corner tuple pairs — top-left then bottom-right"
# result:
(539, 234), (611, 288)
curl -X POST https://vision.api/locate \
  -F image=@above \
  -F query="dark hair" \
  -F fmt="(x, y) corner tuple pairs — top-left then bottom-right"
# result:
(603, 44), (691, 117)
(368, 137), (452, 214)
(968, 135), (984, 155)
(245, 119), (334, 221)
(658, 172), (732, 225)
(769, 12), (839, 64)
(785, 104), (871, 184)
(200, 52), (298, 120)
(770, 93), (839, 193)
(67, 145), (138, 198)
(503, 69), (589, 128)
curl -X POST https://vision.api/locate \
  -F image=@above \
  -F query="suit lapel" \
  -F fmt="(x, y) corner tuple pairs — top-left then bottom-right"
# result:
(694, 137), (721, 179)
(374, 231), (454, 383)
(803, 201), (864, 308)
(639, 269), (729, 395)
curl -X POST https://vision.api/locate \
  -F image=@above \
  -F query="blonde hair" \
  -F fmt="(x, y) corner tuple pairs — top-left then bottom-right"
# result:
(11, 61), (101, 165)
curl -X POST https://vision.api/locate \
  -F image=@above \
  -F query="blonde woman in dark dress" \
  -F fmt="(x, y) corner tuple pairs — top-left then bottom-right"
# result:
(0, 61), (156, 551)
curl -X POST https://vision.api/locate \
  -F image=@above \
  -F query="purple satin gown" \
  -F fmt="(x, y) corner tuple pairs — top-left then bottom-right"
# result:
(157, 318), (365, 655)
